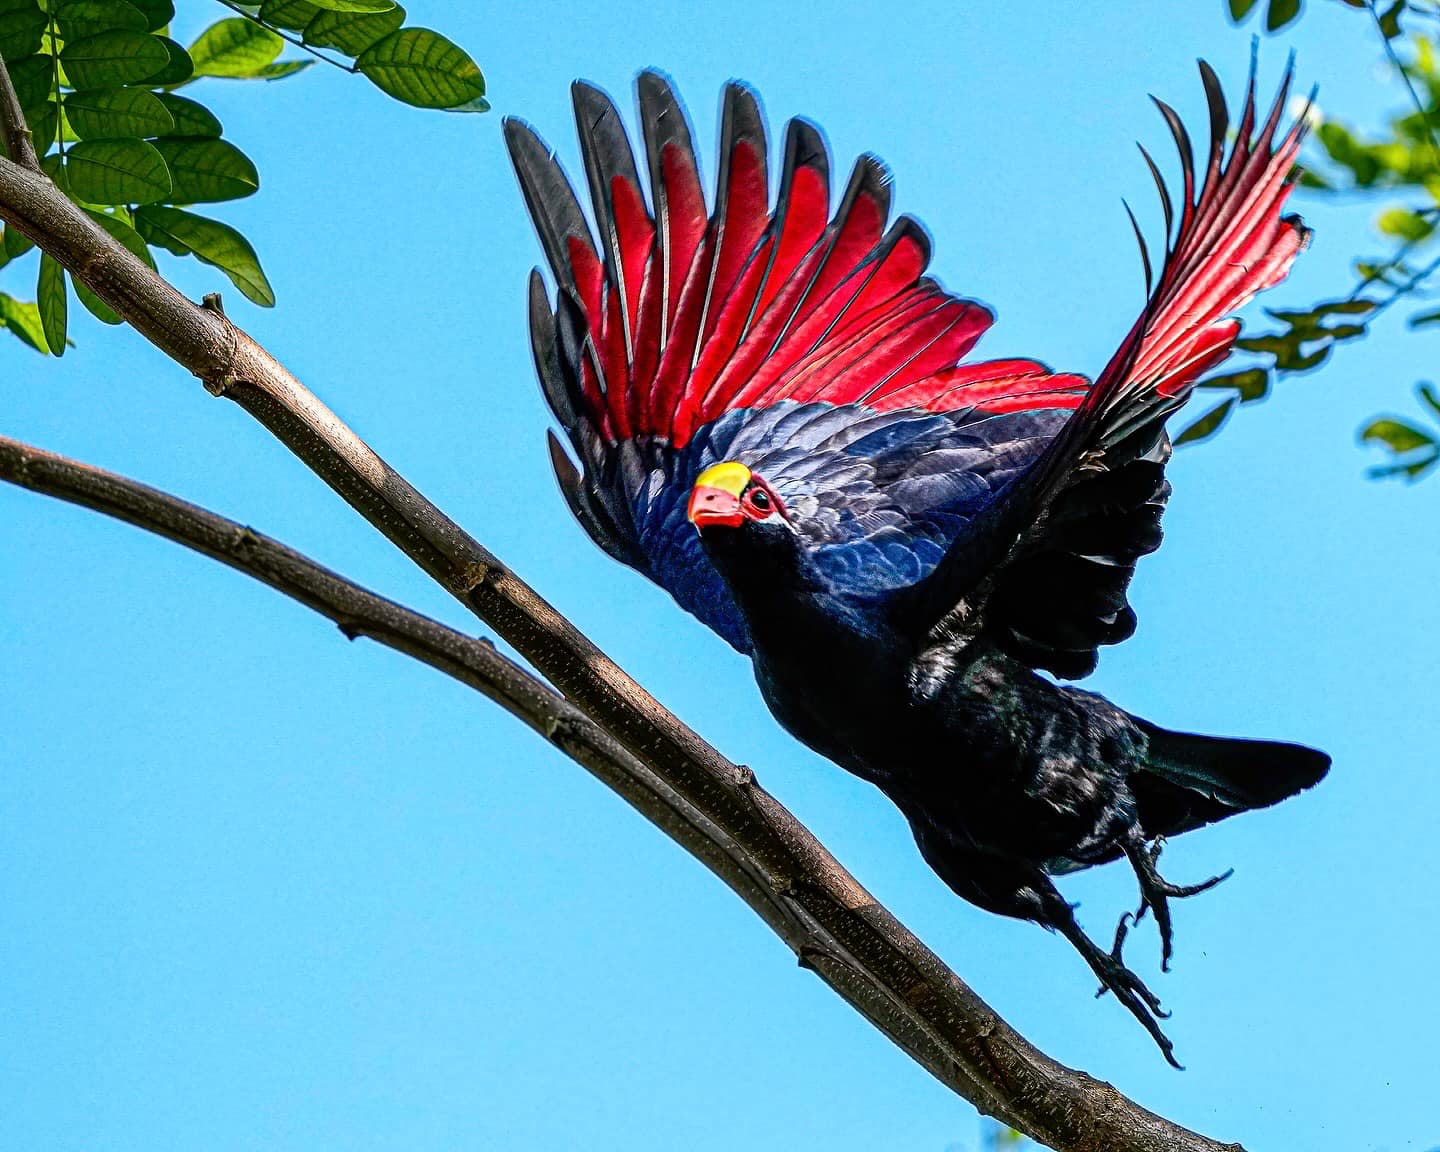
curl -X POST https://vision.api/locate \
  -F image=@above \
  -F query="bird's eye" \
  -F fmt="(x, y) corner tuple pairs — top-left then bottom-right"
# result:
(748, 487), (772, 513)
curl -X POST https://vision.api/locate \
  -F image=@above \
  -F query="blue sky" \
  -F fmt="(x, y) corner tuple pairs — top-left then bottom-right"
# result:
(5, 3), (1439, 1150)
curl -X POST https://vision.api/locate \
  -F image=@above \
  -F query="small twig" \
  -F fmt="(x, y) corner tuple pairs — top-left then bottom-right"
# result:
(1370, 0), (1440, 166)
(0, 50), (41, 171)
(1370, 249), (1440, 316)
(215, 0), (360, 74)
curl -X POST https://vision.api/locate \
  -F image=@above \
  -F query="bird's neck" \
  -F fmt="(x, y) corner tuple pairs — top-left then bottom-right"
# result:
(703, 530), (895, 659)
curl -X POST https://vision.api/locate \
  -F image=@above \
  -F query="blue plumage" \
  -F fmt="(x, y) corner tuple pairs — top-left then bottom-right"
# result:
(627, 401), (1073, 651)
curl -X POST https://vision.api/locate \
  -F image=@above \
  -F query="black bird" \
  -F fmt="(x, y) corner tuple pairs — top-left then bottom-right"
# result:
(505, 61), (1330, 1064)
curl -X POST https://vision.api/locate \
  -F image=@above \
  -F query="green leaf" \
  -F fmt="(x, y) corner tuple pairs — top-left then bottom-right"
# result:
(0, 1), (46, 60)
(72, 275), (120, 323)
(37, 250), (66, 356)
(1234, 333), (1300, 357)
(445, 93), (489, 113)
(145, 36), (193, 85)
(3, 223), (36, 258)
(302, 2), (400, 53)
(1323, 322), (1367, 341)
(1409, 306), (1440, 328)
(65, 86), (175, 138)
(1377, 0), (1405, 38)
(0, 291), (49, 352)
(135, 205), (274, 305)
(24, 98), (56, 153)
(83, 205), (155, 266)
(1377, 206), (1435, 242)
(127, 0), (171, 31)
(7, 53), (55, 109)
(1367, 450), (1439, 481)
(1265, 0), (1302, 31)
(150, 137), (258, 202)
(1196, 367), (1270, 402)
(64, 137), (171, 203)
(1317, 298), (1378, 316)
(356, 27), (484, 109)
(257, 0), (320, 30)
(40, 150), (67, 193)
(188, 17), (282, 77)
(1268, 298), (1377, 327)
(1418, 381), (1440, 420)
(1317, 121), (1383, 186)
(1174, 397), (1237, 446)
(1278, 344), (1332, 372)
(72, 208), (153, 322)
(54, 0), (147, 39)
(1228, 0), (1260, 17)
(253, 58), (313, 79)
(152, 92), (221, 136)
(309, 0), (395, 9)
(1360, 417), (1436, 453)
(61, 30), (170, 87)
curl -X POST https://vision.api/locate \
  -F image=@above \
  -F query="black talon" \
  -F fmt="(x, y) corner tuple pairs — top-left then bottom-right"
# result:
(1097, 911), (1137, 997)
(1124, 833), (1233, 971)
(1050, 896), (1179, 1066)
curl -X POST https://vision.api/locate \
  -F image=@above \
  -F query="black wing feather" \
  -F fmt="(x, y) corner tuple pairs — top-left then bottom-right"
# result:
(503, 118), (594, 295)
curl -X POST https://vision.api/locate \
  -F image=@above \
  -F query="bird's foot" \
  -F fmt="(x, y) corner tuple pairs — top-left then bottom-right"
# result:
(1097, 912), (1166, 1011)
(1054, 908), (1180, 1069)
(1124, 834), (1231, 972)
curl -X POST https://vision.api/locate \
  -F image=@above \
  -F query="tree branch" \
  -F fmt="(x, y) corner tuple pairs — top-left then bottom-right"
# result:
(0, 49), (41, 172)
(0, 65), (1243, 1150)
(0, 433), (865, 1029)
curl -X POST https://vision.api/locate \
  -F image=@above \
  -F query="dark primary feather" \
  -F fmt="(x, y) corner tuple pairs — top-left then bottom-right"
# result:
(903, 54), (1310, 677)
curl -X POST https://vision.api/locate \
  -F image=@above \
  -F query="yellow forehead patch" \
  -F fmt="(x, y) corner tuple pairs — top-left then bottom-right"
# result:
(694, 461), (751, 497)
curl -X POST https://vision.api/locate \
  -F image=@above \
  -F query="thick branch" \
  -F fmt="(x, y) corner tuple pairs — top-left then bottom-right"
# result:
(0, 118), (1241, 1150)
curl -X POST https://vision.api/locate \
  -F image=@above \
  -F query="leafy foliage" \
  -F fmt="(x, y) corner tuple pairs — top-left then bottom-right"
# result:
(1200, 0), (1440, 478)
(1360, 383), (1440, 479)
(1228, 0), (1408, 35)
(0, 0), (485, 353)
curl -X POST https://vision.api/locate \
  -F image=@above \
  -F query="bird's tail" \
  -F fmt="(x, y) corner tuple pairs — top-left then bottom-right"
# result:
(1130, 719), (1330, 839)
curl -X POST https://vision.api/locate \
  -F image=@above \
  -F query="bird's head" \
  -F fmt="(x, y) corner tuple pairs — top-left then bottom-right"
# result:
(686, 459), (809, 615)
(687, 461), (790, 535)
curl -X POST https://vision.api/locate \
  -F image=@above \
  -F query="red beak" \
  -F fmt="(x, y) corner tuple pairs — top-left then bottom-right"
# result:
(687, 485), (745, 529)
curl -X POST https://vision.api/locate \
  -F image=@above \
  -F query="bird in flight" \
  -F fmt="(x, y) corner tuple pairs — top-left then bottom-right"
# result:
(505, 60), (1330, 1066)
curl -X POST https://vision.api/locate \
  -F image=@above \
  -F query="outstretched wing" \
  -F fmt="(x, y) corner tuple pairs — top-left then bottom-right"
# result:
(508, 73), (1084, 650)
(903, 59), (1311, 678)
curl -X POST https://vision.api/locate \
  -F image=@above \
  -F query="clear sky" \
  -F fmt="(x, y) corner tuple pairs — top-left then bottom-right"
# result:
(4, 3), (1439, 1150)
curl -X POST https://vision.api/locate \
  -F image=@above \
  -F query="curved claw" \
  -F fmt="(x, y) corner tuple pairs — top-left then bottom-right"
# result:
(1095, 944), (1180, 1065)
(1124, 833), (1234, 972)
(1158, 867), (1234, 899)
(1052, 902), (1180, 1067)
